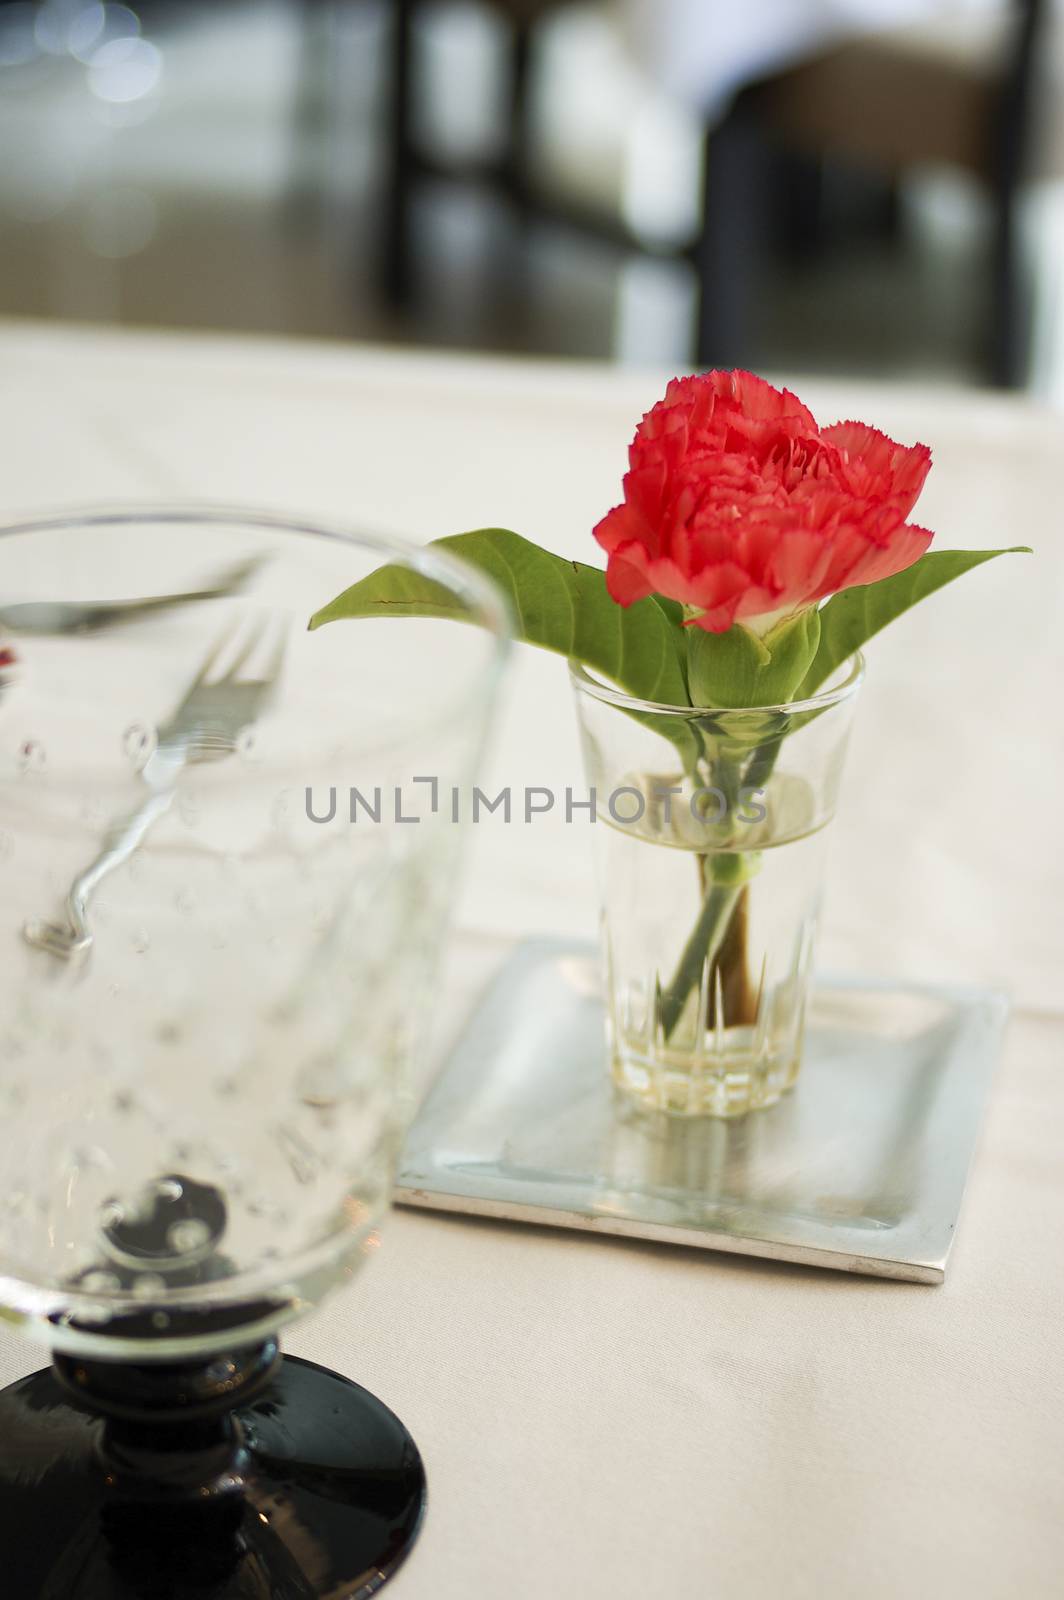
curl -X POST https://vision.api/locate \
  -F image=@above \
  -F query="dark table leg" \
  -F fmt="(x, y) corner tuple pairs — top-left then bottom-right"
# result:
(380, 0), (417, 310)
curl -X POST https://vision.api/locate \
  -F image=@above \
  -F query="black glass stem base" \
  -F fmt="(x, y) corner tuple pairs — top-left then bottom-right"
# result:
(0, 1346), (426, 1599)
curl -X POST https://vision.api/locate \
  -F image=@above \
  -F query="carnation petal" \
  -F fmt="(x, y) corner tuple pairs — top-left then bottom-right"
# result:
(890, 443), (933, 513)
(644, 554), (722, 608)
(821, 421), (932, 516)
(675, 558), (752, 632)
(839, 521), (934, 589)
(621, 465), (669, 547)
(713, 370), (818, 430)
(686, 600), (743, 633)
(729, 583), (786, 626)
(593, 504), (637, 557)
(817, 525), (883, 592)
(605, 549), (656, 606)
(767, 531), (834, 608)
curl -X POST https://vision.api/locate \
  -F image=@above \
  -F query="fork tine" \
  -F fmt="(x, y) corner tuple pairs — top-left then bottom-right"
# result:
(188, 623), (238, 690)
(219, 616), (268, 684)
(262, 619), (288, 689)
(214, 554), (265, 593)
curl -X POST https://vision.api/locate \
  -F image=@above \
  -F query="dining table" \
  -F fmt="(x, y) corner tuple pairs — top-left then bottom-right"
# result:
(0, 318), (1061, 1599)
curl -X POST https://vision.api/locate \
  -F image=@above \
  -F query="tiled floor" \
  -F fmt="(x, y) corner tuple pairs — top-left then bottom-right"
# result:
(0, 0), (1061, 393)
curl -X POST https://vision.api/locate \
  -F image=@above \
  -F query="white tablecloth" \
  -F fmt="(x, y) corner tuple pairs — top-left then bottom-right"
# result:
(0, 321), (1061, 1598)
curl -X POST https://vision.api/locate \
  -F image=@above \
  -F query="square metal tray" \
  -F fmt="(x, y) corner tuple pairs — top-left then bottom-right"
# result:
(397, 940), (1008, 1282)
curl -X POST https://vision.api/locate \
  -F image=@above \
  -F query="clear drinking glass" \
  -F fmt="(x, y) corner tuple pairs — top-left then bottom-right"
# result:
(0, 508), (509, 1597)
(571, 655), (863, 1118)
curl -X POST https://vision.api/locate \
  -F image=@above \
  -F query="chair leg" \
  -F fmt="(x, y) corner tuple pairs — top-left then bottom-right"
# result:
(986, 0), (1044, 386)
(504, 18), (534, 216)
(989, 194), (1025, 388)
(493, 17), (539, 339)
(695, 100), (766, 371)
(380, 0), (417, 310)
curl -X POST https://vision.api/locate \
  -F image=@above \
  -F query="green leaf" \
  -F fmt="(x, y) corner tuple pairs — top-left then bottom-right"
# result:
(686, 608), (821, 710)
(804, 547), (1031, 695)
(309, 527), (690, 708)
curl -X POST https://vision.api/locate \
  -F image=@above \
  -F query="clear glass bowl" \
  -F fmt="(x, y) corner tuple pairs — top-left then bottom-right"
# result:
(0, 507), (510, 1359)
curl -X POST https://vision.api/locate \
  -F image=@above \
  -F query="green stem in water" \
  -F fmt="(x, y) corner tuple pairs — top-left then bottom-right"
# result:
(659, 732), (783, 1041)
(657, 875), (743, 1039)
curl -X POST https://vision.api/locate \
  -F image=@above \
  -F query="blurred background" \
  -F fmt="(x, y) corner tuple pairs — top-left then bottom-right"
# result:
(1, 0), (1062, 395)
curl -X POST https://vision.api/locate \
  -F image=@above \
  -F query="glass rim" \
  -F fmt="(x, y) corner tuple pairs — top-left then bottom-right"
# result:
(569, 644), (865, 717)
(0, 500), (514, 689)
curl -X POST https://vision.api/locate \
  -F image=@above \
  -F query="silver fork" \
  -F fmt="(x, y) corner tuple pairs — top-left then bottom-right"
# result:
(0, 555), (265, 636)
(24, 616), (286, 961)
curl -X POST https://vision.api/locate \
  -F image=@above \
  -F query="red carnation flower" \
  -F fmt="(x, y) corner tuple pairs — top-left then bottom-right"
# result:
(593, 370), (933, 634)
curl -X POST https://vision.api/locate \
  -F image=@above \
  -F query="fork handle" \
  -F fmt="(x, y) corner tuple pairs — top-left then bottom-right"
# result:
(24, 789), (176, 960)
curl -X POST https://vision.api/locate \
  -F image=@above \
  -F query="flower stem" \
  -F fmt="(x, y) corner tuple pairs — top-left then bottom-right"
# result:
(658, 875), (742, 1039)
(659, 735), (782, 1041)
(708, 881), (756, 1027)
